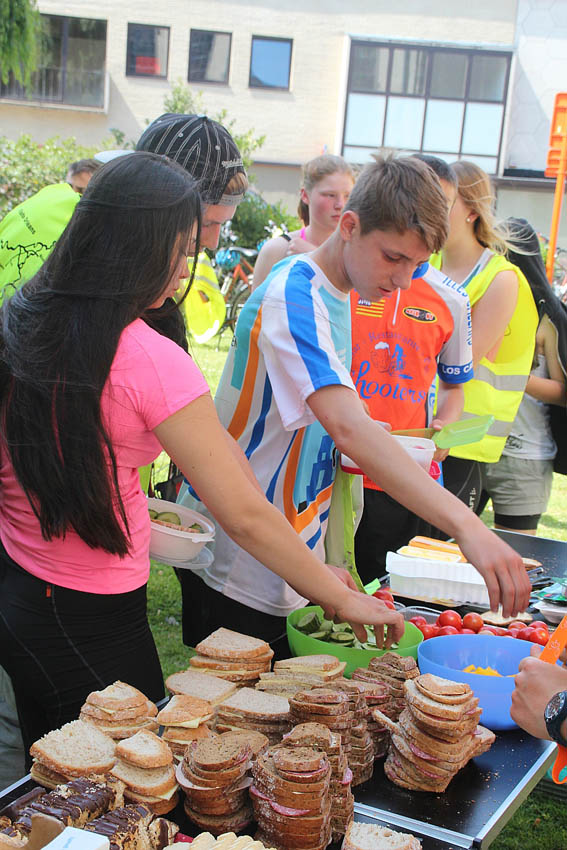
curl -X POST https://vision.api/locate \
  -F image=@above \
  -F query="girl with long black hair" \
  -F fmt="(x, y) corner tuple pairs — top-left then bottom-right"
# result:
(0, 152), (403, 759)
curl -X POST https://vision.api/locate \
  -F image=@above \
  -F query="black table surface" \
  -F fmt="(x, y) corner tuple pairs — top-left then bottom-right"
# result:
(493, 529), (567, 581)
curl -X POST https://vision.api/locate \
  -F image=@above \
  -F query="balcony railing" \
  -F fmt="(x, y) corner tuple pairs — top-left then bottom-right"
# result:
(0, 66), (106, 108)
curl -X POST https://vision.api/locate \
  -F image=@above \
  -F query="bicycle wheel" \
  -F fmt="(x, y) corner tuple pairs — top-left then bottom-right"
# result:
(226, 282), (251, 331)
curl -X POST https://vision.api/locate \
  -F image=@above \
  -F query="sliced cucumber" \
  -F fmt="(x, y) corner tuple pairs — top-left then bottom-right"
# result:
(296, 612), (322, 634)
(332, 622), (352, 633)
(309, 631), (330, 640)
(330, 632), (355, 644)
(319, 620), (333, 633)
(189, 523), (204, 533)
(148, 509), (158, 520)
(156, 511), (181, 524)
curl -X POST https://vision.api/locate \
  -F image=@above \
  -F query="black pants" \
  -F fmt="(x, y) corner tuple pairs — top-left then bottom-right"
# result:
(424, 456), (482, 540)
(0, 544), (164, 764)
(177, 568), (290, 661)
(354, 488), (422, 586)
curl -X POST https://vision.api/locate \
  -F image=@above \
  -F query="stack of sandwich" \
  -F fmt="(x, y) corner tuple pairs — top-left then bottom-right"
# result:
(251, 745), (331, 850)
(190, 832), (278, 850)
(342, 821), (422, 850)
(190, 628), (274, 686)
(0, 775), (125, 844)
(214, 688), (291, 745)
(255, 656), (346, 699)
(289, 689), (353, 754)
(29, 719), (116, 789)
(311, 681), (374, 786)
(166, 670), (238, 705)
(85, 802), (179, 848)
(352, 680), (393, 759)
(353, 653), (419, 722)
(278, 722), (353, 843)
(156, 695), (215, 763)
(175, 731), (254, 835)
(375, 673), (494, 793)
(110, 729), (179, 814)
(79, 681), (159, 740)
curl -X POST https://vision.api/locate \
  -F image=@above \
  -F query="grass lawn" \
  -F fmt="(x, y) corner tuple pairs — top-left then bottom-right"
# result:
(148, 331), (567, 849)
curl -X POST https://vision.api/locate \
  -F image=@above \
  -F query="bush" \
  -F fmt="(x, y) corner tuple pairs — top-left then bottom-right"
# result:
(0, 134), (100, 214)
(227, 190), (301, 250)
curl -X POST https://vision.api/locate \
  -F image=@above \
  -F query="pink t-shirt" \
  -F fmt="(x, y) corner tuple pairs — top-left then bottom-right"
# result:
(0, 319), (210, 594)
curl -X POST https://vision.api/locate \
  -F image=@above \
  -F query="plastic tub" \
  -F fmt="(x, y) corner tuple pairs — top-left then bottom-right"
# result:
(286, 605), (423, 677)
(386, 552), (490, 607)
(418, 633), (535, 731)
(147, 497), (214, 564)
(401, 605), (441, 624)
(341, 435), (436, 476)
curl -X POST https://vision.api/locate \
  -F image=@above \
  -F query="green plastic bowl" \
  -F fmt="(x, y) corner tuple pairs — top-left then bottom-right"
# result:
(286, 606), (423, 677)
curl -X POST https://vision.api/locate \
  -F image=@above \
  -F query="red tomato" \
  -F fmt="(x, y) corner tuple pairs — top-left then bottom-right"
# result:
(529, 621), (549, 632)
(492, 627), (508, 636)
(438, 625), (459, 636)
(420, 624), (440, 640)
(529, 628), (549, 646)
(460, 628), (476, 634)
(517, 627), (535, 642)
(382, 600), (395, 610)
(508, 620), (529, 630)
(409, 616), (428, 628)
(373, 589), (395, 603)
(462, 612), (484, 633)
(478, 627), (498, 635)
(437, 611), (463, 630)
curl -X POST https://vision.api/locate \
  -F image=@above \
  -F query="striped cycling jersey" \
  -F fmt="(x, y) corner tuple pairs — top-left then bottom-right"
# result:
(184, 255), (355, 617)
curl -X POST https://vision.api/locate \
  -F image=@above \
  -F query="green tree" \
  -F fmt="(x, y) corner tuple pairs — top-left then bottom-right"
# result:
(0, 0), (41, 87)
(162, 78), (265, 175)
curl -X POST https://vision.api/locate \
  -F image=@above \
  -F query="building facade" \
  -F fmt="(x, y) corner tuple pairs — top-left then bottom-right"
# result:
(1, 0), (566, 240)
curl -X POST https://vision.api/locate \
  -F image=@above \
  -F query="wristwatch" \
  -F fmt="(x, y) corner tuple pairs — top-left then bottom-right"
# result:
(544, 691), (567, 747)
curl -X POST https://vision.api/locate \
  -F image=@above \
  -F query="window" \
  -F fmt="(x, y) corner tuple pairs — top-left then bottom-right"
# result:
(249, 36), (292, 90)
(343, 41), (512, 174)
(0, 14), (106, 107)
(126, 23), (169, 78)
(189, 30), (231, 84)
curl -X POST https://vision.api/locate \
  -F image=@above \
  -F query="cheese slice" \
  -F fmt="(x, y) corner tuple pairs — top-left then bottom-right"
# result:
(398, 546), (462, 562)
(167, 714), (213, 728)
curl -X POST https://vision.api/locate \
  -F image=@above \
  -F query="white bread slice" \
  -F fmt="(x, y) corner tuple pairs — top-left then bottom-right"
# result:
(29, 720), (116, 778)
(162, 724), (214, 743)
(343, 821), (422, 849)
(196, 628), (271, 660)
(274, 655), (344, 673)
(110, 759), (177, 796)
(190, 651), (273, 670)
(156, 695), (213, 727)
(166, 670), (237, 705)
(86, 681), (147, 710)
(217, 688), (289, 720)
(115, 729), (172, 768)
(80, 699), (156, 721)
(188, 834), (217, 850)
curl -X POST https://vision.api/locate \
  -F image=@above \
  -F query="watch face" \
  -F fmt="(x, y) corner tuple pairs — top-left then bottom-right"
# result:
(545, 691), (566, 722)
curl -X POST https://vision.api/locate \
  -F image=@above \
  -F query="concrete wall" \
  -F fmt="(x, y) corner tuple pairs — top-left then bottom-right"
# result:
(496, 185), (567, 243)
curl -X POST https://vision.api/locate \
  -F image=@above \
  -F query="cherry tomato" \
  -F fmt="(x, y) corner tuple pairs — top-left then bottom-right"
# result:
(478, 627), (498, 635)
(529, 621), (549, 632)
(438, 625), (459, 636)
(382, 600), (396, 610)
(492, 627), (508, 636)
(462, 612), (484, 633)
(508, 620), (529, 630)
(460, 628), (476, 634)
(437, 610), (463, 630)
(409, 616), (428, 628)
(373, 589), (395, 603)
(517, 627), (535, 642)
(420, 624), (440, 640)
(507, 627), (522, 638)
(529, 628), (549, 646)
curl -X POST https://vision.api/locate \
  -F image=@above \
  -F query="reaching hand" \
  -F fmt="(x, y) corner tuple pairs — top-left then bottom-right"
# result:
(322, 566), (405, 649)
(430, 418), (449, 463)
(456, 523), (531, 618)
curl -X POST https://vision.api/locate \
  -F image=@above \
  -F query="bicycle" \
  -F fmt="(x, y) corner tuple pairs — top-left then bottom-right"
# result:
(214, 245), (257, 341)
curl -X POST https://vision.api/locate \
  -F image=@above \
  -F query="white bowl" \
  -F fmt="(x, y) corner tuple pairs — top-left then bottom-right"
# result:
(341, 435), (435, 475)
(147, 497), (214, 564)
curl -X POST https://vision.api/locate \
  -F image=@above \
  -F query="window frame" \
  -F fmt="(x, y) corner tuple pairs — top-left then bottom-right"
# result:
(126, 22), (170, 79)
(249, 34), (293, 91)
(342, 39), (512, 174)
(188, 28), (232, 85)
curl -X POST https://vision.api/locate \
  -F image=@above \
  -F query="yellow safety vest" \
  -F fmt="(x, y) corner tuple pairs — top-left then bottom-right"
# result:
(177, 252), (226, 343)
(430, 252), (538, 463)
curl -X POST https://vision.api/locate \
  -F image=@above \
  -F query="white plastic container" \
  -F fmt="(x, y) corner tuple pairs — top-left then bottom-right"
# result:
(148, 497), (214, 564)
(386, 551), (490, 607)
(341, 434), (435, 475)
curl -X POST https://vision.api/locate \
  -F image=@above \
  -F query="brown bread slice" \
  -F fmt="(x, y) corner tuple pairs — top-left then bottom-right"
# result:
(192, 734), (251, 771)
(183, 800), (253, 836)
(216, 730), (269, 760)
(404, 679), (478, 721)
(272, 747), (327, 774)
(217, 689), (289, 721)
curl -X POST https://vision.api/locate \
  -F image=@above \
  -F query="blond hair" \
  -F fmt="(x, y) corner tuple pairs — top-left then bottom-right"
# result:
(225, 171), (249, 196)
(344, 154), (449, 254)
(298, 154), (355, 224)
(452, 160), (510, 254)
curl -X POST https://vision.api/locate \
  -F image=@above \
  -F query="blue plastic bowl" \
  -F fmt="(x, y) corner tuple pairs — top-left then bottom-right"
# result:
(417, 634), (534, 731)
